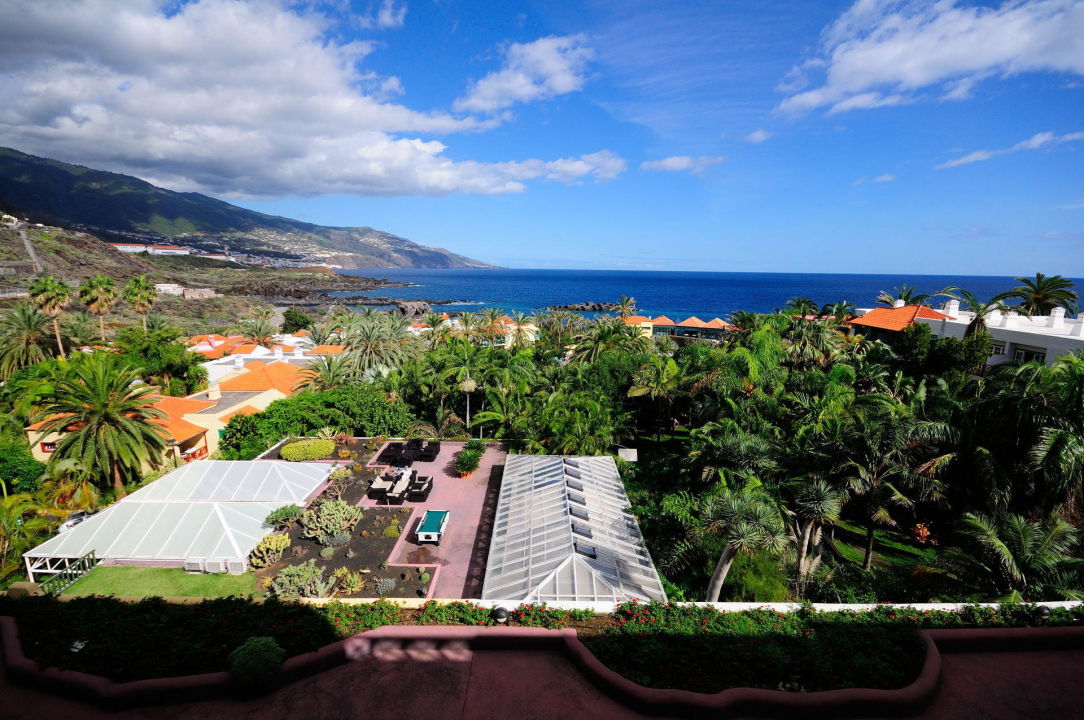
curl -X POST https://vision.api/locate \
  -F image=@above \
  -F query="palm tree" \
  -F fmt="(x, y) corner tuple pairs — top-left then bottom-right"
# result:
(570, 317), (650, 363)
(36, 353), (166, 497)
(62, 310), (98, 348)
(1000, 273), (1079, 315)
(295, 355), (359, 392)
(123, 275), (157, 331)
(507, 311), (536, 350)
(628, 355), (683, 439)
(785, 297), (818, 317)
(947, 513), (1084, 601)
(702, 491), (788, 601)
(877, 284), (957, 307)
(28, 274), (71, 358)
(0, 492), (57, 578)
(340, 315), (414, 373)
(617, 295), (637, 319)
(790, 479), (843, 584)
(0, 304), (54, 380)
(38, 458), (100, 512)
(440, 340), (482, 430)
(307, 321), (338, 346)
(235, 317), (277, 348)
(77, 274), (119, 341)
(955, 289), (1008, 338)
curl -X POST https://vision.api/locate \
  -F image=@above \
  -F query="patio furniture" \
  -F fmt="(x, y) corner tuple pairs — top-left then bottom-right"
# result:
(377, 444), (402, 464)
(416, 510), (449, 545)
(384, 476), (411, 505)
(406, 477), (433, 502)
(367, 477), (392, 500)
(419, 441), (440, 462)
(407, 438), (424, 450)
(397, 446), (419, 467)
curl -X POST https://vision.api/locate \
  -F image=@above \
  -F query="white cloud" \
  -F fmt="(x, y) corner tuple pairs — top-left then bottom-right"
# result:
(454, 35), (593, 113)
(640, 155), (725, 173)
(936, 130), (1084, 169)
(872, 173), (896, 182)
(778, 0), (1084, 115)
(355, 0), (407, 30)
(0, 1), (622, 197)
(744, 129), (774, 143)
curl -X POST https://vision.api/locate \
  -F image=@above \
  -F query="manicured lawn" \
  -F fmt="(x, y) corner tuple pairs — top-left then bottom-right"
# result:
(834, 520), (938, 568)
(64, 566), (259, 598)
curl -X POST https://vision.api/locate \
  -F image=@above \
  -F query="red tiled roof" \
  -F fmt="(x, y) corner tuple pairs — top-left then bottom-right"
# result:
(652, 315), (675, 327)
(220, 404), (262, 423)
(622, 315), (651, 325)
(27, 394), (210, 444)
(703, 317), (735, 330)
(677, 316), (709, 328)
(147, 245), (188, 250)
(306, 344), (347, 355)
(849, 305), (951, 332)
(220, 362), (305, 395)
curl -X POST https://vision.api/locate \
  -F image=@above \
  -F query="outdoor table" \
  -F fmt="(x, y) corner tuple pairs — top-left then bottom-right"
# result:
(416, 510), (449, 545)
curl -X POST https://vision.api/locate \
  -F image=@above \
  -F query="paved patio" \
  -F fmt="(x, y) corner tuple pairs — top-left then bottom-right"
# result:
(361, 442), (504, 599)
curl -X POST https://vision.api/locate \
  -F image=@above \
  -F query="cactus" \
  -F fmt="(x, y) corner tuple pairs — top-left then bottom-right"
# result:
(302, 499), (363, 546)
(374, 577), (396, 596)
(249, 533), (291, 569)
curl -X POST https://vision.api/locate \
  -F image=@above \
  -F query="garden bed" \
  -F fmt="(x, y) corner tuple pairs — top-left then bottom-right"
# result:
(259, 436), (380, 463)
(1, 596), (1079, 689)
(256, 506), (435, 599)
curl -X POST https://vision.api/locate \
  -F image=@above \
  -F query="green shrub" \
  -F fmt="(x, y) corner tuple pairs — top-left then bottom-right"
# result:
(454, 447), (483, 475)
(301, 499), (362, 546)
(270, 561), (334, 599)
(331, 568), (365, 595)
(720, 550), (789, 602)
(249, 533), (291, 569)
(464, 438), (485, 452)
(0, 443), (47, 494)
(419, 572), (431, 583)
(280, 308), (314, 334)
(381, 524), (401, 538)
(264, 504), (303, 529)
(510, 603), (582, 628)
(374, 577), (396, 596)
(228, 636), (285, 690)
(414, 600), (491, 626)
(322, 599), (402, 635)
(279, 438), (335, 462)
(319, 547), (335, 560)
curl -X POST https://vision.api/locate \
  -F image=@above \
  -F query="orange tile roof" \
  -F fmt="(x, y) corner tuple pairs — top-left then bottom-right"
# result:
(244, 361), (267, 370)
(291, 329), (310, 337)
(849, 305), (951, 332)
(677, 316), (709, 328)
(148, 245), (188, 250)
(220, 362), (305, 395)
(306, 344), (347, 355)
(153, 415), (206, 443)
(271, 344), (296, 353)
(187, 333), (228, 345)
(199, 346), (229, 359)
(439, 313), (450, 319)
(220, 404), (262, 423)
(411, 323), (429, 328)
(704, 317), (735, 330)
(622, 315), (651, 325)
(148, 394), (216, 416)
(27, 396), (208, 444)
(230, 343), (260, 355)
(652, 315), (675, 326)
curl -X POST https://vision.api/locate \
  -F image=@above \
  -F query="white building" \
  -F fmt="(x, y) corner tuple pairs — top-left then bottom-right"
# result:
(155, 283), (184, 295)
(852, 299), (1084, 367)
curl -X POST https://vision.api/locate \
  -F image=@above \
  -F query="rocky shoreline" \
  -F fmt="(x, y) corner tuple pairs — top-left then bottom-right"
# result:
(546, 301), (620, 312)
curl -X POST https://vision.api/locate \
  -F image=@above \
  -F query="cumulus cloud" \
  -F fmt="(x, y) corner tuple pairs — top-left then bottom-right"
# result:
(454, 35), (593, 113)
(0, 0), (622, 197)
(640, 155), (725, 173)
(354, 0), (407, 29)
(935, 130), (1084, 169)
(778, 0), (1084, 115)
(744, 129), (774, 143)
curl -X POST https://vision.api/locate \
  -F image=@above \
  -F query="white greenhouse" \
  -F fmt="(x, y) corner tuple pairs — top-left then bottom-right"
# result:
(24, 461), (332, 582)
(482, 455), (666, 603)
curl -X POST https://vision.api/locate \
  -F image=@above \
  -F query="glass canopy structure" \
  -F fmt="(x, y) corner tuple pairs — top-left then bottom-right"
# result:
(482, 455), (666, 603)
(24, 461), (332, 581)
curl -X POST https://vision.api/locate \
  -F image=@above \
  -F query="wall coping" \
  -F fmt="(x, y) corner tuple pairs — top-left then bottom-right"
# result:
(3, 613), (1082, 714)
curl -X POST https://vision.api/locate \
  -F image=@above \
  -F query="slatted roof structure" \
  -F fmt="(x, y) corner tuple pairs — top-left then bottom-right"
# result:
(482, 455), (666, 603)
(24, 461), (331, 580)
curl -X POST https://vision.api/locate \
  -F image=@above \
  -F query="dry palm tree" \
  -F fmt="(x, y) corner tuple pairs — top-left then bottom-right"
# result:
(28, 274), (71, 358)
(123, 275), (157, 331)
(77, 274), (119, 341)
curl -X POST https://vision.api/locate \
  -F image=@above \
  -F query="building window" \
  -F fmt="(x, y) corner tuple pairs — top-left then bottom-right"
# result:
(1014, 348), (1047, 365)
(40, 441), (56, 454)
(990, 343), (1005, 356)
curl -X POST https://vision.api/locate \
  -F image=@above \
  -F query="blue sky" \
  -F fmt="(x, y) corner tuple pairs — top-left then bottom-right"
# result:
(1, 0), (1082, 274)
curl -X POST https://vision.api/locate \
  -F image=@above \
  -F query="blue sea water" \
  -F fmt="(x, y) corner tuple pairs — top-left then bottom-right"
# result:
(335, 269), (1079, 319)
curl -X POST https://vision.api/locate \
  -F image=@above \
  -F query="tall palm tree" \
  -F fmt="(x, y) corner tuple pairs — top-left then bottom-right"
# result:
(570, 317), (651, 363)
(340, 315), (414, 373)
(790, 479), (843, 584)
(295, 355), (359, 392)
(122, 275), (157, 331)
(235, 317), (277, 348)
(440, 340), (482, 431)
(701, 491), (788, 601)
(628, 355), (684, 438)
(307, 321), (338, 346)
(77, 274), (119, 341)
(617, 295), (637, 319)
(946, 513), (1084, 601)
(1000, 273), (1079, 315)
(507, 311), (536, 350)
(36, 353), (166, 497)
(28, 274), (71, 358)
(0, 303), (54, 380)
(955, 289), (1008, 338)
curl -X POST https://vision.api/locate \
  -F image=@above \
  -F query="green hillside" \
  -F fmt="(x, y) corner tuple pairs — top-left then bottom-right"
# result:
(0, 146), (494, 269)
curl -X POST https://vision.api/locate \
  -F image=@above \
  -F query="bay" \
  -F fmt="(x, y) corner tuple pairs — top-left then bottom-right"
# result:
(335, 269), (1080, 319)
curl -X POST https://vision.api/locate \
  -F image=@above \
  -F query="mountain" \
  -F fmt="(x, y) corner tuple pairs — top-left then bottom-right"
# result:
(0, 146), (495, 269)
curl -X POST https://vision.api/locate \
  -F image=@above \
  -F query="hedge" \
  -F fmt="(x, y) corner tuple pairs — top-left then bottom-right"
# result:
(279, 439), (336, 462)
(1, 595), (1080, 691)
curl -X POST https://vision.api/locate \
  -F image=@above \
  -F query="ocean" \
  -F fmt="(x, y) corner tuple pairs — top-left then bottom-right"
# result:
(334, 269), (1076, 319)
